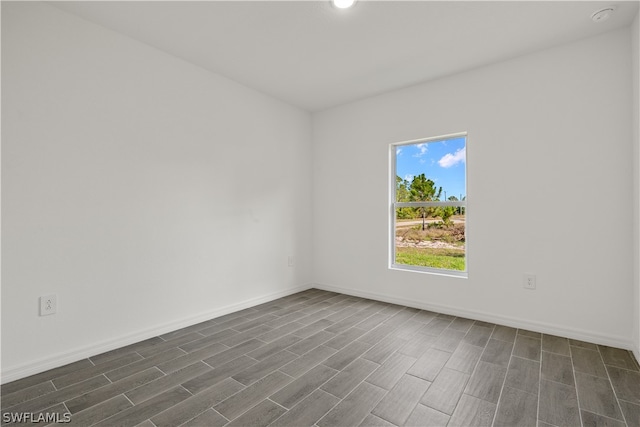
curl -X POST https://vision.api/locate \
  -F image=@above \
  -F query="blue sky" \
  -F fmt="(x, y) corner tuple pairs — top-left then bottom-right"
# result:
(395, 136), (466, 200)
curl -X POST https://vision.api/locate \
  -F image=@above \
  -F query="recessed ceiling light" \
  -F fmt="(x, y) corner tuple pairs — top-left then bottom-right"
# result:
(591, 6), (616, 23)
(332, 0), (356, 9)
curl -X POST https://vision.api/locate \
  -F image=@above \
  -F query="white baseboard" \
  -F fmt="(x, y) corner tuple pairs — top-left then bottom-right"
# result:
(1, 284), (313, 384)
(313, 282), (636, 353)
(5, 282), (636, 384)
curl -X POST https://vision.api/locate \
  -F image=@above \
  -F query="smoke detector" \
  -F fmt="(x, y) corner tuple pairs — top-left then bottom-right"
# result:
(591, 6), (617, 22)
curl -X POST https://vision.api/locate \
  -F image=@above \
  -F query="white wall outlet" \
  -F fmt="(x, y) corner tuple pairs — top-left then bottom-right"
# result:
(39, 294), (57, 316)
(288, 256), (295, 267)
(523, 274), (536, 290)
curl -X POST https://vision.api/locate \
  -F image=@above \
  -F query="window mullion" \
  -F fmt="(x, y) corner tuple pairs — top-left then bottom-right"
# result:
(395, 201), (466, 208)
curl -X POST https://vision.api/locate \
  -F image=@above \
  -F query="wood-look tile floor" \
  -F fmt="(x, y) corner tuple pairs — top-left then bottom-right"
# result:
(2, 289), (639, 426)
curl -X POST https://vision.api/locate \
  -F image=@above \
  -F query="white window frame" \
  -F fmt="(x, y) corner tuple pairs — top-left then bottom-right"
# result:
(389, 132), (468, 278)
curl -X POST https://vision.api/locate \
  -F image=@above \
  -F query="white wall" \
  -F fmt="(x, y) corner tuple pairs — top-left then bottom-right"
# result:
(1, 2), (313, 381)
(313, 28), (634, 349)
(632, 11), (639, 360)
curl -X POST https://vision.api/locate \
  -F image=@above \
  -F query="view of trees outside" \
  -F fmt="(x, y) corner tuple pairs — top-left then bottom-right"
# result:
(394, 137), (466, 271)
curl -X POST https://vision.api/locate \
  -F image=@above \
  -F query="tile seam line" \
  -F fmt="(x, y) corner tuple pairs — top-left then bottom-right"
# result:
(265, 359), (341, 409)
(213, 371), (295, 423)
(317, 356), (387, 427)
(597, 346), (629, 426)
(570, 342), (586, 427)
(489, 327), (518, 427)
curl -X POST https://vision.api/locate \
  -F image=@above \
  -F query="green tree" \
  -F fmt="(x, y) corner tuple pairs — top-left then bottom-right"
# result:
(434, 195), (463, 225)
(396, 176), (416, 219)
(437, 205), (456, 225)
(409, 174), (442, 230)
(395, 176), (410, 202)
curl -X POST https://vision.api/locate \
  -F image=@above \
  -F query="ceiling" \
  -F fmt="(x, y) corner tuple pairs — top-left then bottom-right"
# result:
(51, 1), (639, 112)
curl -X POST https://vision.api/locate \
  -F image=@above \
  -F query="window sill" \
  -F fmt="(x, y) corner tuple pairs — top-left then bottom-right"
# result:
(389, 264), (468, 279)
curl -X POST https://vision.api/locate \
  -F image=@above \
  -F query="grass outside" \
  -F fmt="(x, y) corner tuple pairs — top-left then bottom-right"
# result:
(395, 219), (466, 271)
(395, 246), (466, 271)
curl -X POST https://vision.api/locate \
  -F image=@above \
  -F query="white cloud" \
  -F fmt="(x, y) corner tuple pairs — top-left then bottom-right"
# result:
(438, 147), (466, 168)
(413, 143), (428, 158)
(404, 174), (414, 182)
(396, 147), (403, 156)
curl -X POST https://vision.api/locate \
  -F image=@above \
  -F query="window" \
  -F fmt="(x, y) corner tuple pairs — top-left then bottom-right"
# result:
(390, 133), (467, 276)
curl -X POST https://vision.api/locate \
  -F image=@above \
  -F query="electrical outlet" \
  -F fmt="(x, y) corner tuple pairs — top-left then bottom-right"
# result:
(288, 256), (295, 267)
(39, 294), (57, 316)
(523, 274), (536, 290)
